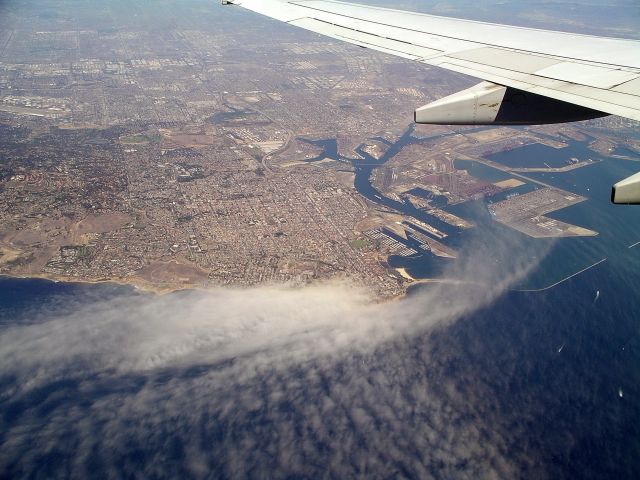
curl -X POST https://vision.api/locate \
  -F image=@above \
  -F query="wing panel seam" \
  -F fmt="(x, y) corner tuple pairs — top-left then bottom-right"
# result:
(285, 1), (638, 70)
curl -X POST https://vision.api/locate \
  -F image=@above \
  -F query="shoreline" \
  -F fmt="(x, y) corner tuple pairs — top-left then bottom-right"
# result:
(0, 272), (187, 296)
(0, 272), (410, 303)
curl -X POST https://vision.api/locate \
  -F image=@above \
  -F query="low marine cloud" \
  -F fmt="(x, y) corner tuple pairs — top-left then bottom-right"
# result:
(1, 227), (543, 381)
(0, 227), (551, 478)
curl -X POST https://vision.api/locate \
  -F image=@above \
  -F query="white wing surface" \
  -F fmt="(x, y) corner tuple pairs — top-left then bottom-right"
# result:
(224, 0), (640, 122)
(223, 0), (640, 202)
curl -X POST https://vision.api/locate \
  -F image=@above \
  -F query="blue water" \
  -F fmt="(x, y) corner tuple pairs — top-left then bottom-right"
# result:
(487, 138), (598, 169)
(0, 249), (638, 478)
(0, 276), (135, 326)
(339, 129), (640, 290)
(422, 256), (640, 479)
(1, 131), (639, 478)
(454, 158), (515, 182)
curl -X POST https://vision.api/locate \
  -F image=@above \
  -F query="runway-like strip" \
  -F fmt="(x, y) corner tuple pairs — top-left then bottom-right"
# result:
(516, 258), (608, 293)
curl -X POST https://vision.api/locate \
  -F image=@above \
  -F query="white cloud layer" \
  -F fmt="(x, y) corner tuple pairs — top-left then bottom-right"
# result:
(0, 228), (551, 478)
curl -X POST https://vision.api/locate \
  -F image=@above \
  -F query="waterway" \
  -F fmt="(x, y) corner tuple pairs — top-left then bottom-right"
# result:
(300, 126), (640, 290)
(488, 134), (598, 169)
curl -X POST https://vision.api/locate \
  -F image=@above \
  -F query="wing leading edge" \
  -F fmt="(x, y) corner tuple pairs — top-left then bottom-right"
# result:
(222, 0), (640, 202)
(224, 0), (640, 122)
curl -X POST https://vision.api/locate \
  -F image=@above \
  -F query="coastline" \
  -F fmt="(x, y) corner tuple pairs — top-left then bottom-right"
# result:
(0, 272), (184, 296)
(0, 272), (410, 302)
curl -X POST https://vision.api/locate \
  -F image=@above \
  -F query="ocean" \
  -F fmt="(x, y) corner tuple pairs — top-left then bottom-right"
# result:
(0, 241), (638, 478)
(0, 132), (639, 478)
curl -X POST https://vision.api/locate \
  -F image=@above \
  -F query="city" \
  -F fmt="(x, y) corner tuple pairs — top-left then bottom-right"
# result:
(0, 0), (638, 298)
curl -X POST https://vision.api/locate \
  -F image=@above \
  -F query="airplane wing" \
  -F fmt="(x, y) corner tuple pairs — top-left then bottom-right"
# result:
(221, 0), (640, 203)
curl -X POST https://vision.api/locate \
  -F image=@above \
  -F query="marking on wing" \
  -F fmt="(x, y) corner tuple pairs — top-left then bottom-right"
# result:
(448, 47), (560, 74)
(614, 78), (640, 95)
(290, 17), (443, 59)
(534, 63), (638, 89)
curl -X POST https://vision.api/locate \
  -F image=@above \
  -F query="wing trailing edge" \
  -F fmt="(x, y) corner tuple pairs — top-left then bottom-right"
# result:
(221, 0), (640, 203)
